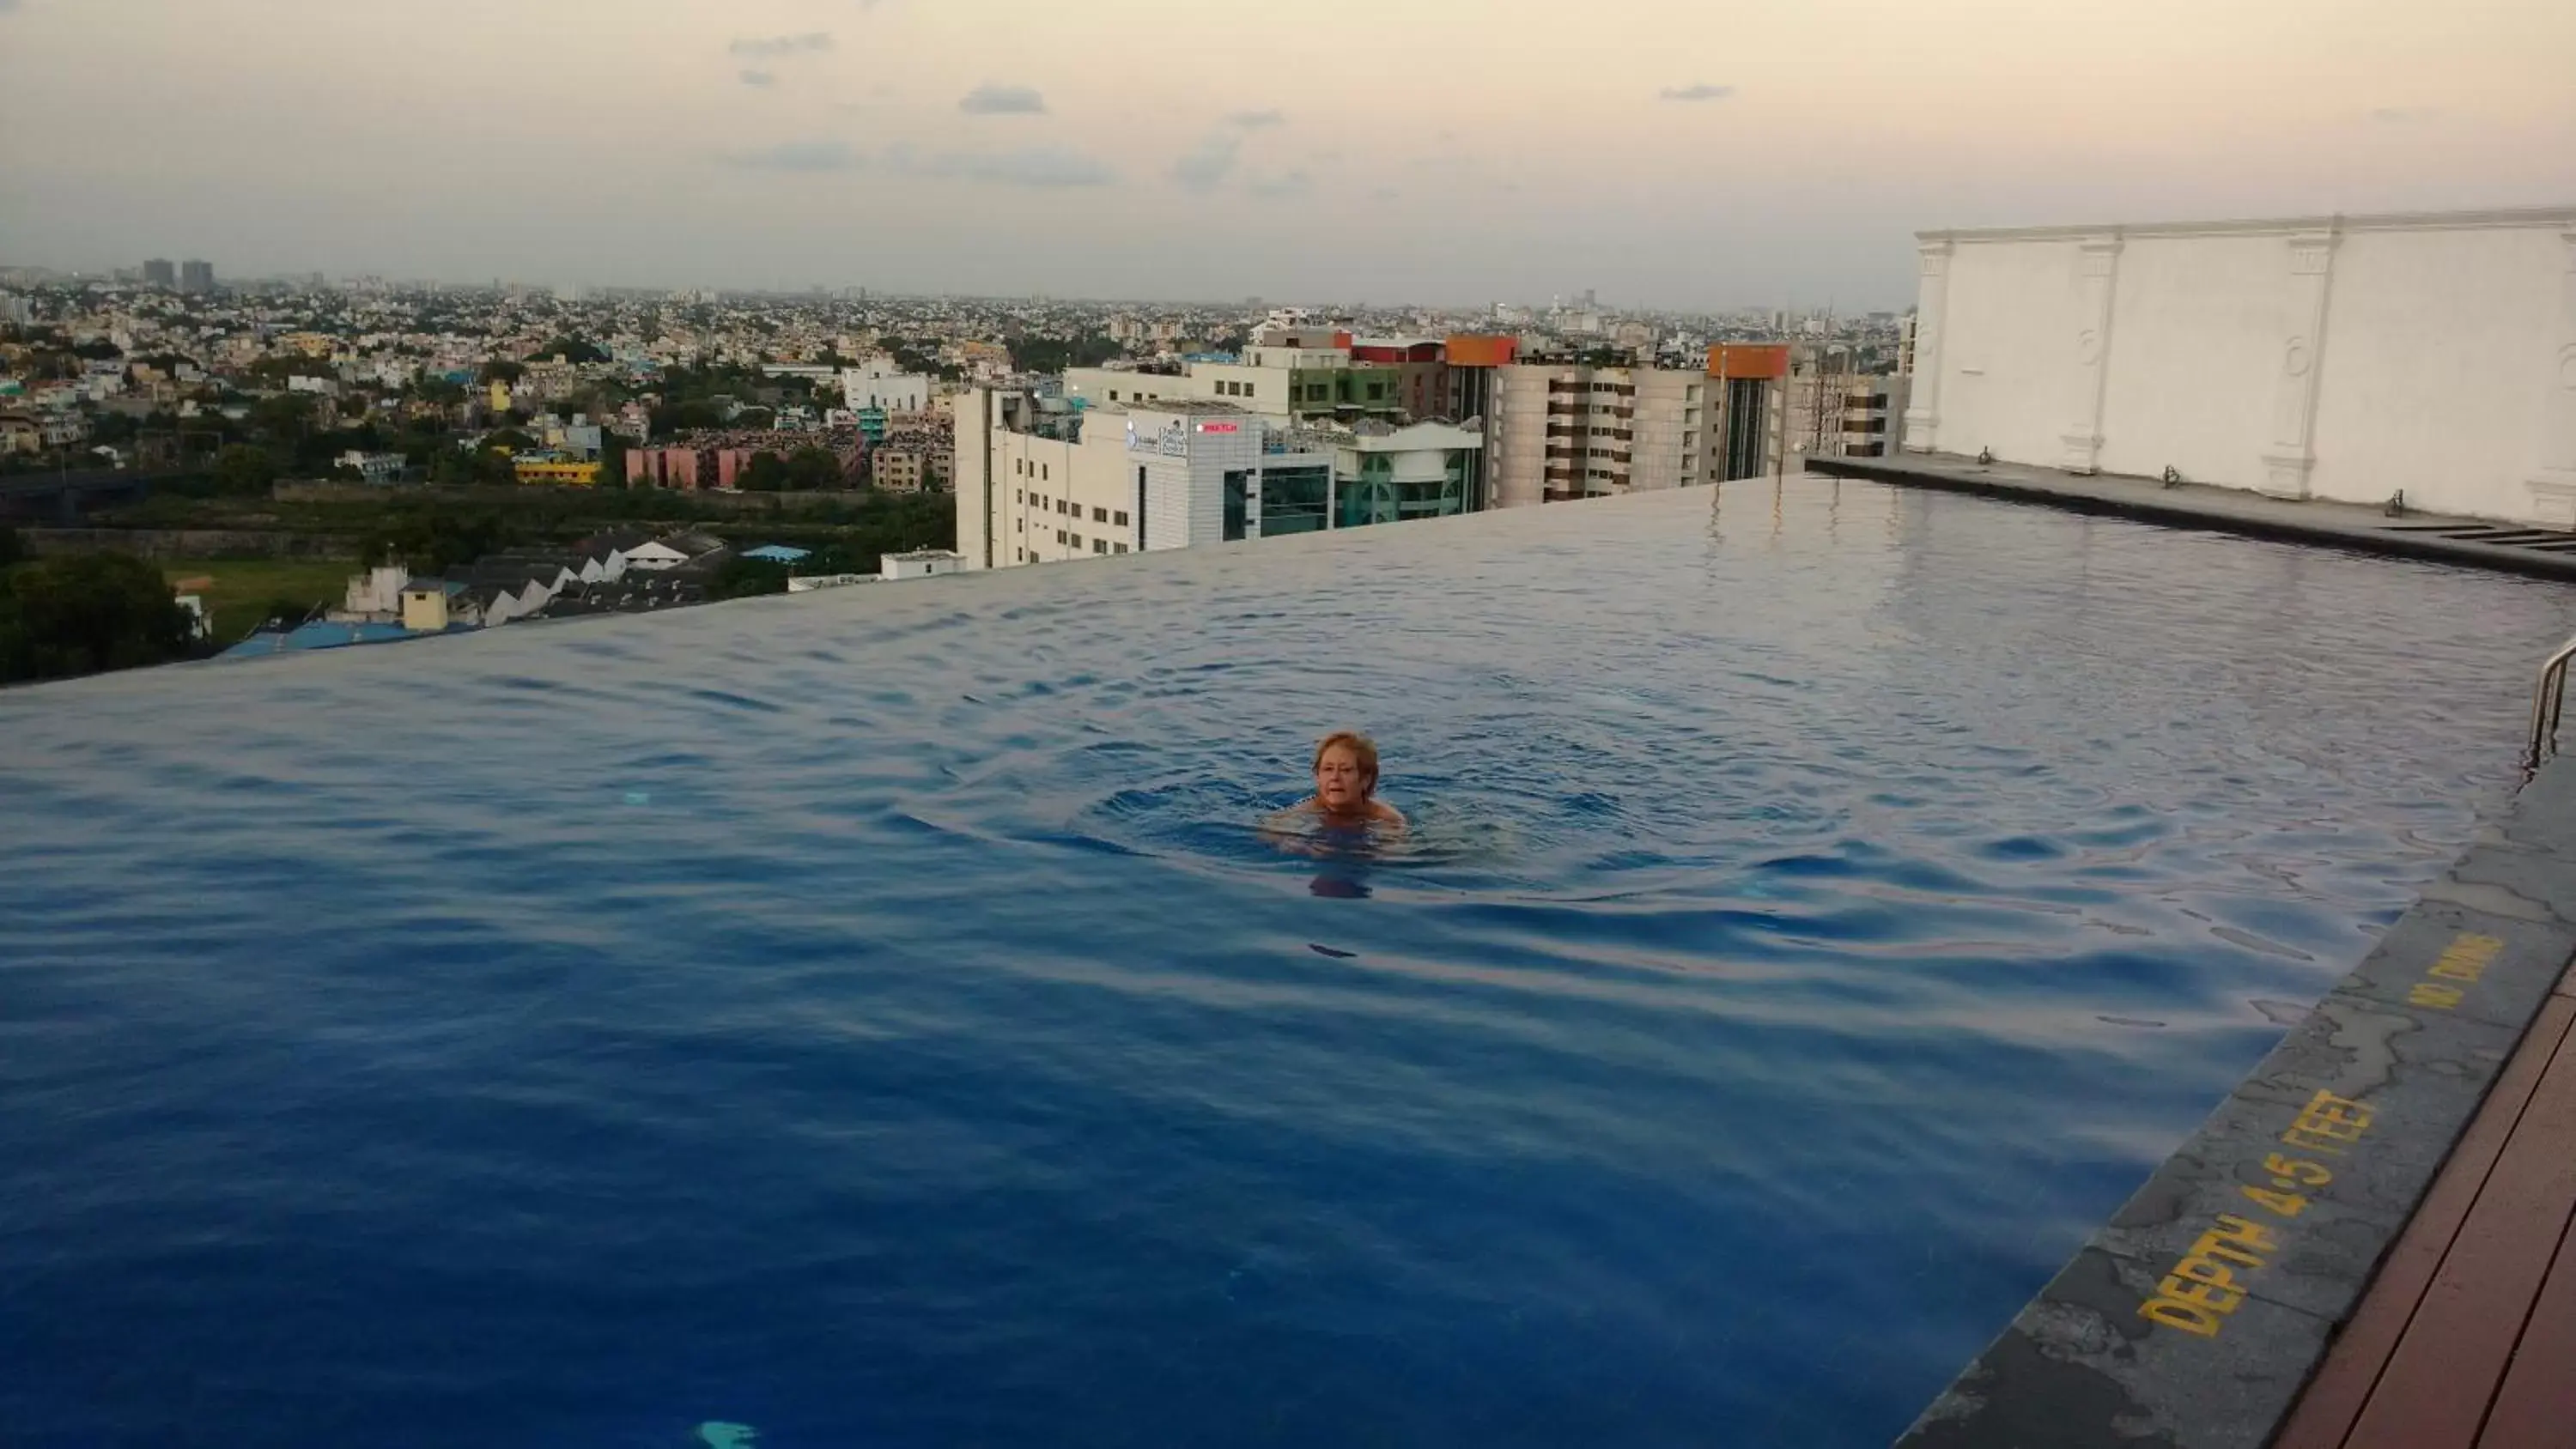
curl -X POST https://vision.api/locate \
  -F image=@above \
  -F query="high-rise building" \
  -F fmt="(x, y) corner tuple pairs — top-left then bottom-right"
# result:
(1473, 345), (1785, 506)
(1783, 371), (1911, 460)
(179, 260), (215, 294)
(143, 258), (176, 289)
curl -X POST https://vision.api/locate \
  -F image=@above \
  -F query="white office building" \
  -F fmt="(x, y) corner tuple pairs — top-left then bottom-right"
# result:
(954, 391), (1485, 570)
(839, 363), (932, 413)
(1903, 204), (2576, 525)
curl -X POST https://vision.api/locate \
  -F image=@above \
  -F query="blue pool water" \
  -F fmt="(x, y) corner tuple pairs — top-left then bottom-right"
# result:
(4, 481), (2572, 1447)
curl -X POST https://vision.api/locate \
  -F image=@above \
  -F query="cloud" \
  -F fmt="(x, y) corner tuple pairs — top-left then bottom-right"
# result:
(1170, 135), (1243, 192)
(888, 145), (1115, 188)
(739, 70), (777, 88)
(722, 141), (864, 172)
(1226, 109), (1287, 130)
(731, 32), (834, 58)
(1658, 82), (1735, 102)
(959, 83), (1048, 115)
(1248, 170), (1312, 199)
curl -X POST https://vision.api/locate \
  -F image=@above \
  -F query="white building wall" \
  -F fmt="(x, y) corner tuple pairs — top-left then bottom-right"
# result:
(2093, 234), (2288, 485)
(1061, 367), (1189, 409)
(1188, 364), (1294, 417)
(1911, 206), (2576, 525)
(839, 367), (930, 412)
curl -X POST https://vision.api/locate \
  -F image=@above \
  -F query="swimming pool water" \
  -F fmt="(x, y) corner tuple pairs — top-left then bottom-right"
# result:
(4, 481), (2571, 1447)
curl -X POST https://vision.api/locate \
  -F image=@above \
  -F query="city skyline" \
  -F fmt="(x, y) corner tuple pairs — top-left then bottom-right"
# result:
(3, 0), (2573, 311)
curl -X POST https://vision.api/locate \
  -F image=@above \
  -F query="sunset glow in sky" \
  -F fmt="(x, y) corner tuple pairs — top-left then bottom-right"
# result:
(3, 0), (2571, 307)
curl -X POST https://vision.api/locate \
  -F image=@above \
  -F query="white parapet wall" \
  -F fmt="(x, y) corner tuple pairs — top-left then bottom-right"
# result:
(1903, 205), (2576, 526)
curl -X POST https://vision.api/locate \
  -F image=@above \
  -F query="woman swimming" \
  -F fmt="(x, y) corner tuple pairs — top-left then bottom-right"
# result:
(1267, 731), (1407, 838)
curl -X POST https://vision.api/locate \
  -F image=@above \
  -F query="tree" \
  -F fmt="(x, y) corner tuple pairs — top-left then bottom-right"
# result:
(708, 556), (792, 601)
(785, 446), (843, 491)
(213, 444), (279, 496)
(538, 336), (608, 365)
(0, 551), (199, 684)
(479, 360), (525, 385)
(740, 451), (790, 493)
(257, 595), (326, 630)
(597, 432), (630, 490)
(1008, 332), (1123, 374)
(653, 399), (726, 434)
(0, 525), (22, 570)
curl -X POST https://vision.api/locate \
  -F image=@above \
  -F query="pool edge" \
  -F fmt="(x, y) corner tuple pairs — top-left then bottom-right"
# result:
(1804, 453), (2576, 583)
(1890, 756), (2576, 1449)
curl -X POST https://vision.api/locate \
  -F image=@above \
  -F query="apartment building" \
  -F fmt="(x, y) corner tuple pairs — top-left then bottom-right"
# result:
(1783, 372), (1911, 459)
(1475, 344), (1787, 506)
(1484, 364), (1701, 506)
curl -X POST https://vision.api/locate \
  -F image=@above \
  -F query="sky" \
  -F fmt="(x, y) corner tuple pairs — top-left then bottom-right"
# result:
(2, 0), (2572, 311)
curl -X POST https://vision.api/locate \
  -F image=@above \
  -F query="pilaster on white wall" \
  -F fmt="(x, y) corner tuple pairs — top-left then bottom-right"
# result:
(2262, 229), (2339, 500)
(1903, 240), (1951, 452)
(2061, 235), (2122, 474)
(2529, 227), (2576, 527)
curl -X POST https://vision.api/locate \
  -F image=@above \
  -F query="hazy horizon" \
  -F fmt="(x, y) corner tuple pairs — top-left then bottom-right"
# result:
(3, 0), (2572, 312)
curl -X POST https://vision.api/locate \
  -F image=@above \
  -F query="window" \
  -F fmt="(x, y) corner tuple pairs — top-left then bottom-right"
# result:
(1015, 488), (1024, 503)
(1070, 533), (1083, 548)
(1093, 539), (1108, 555)
(1109, 390), (1121, 401)
(1016, 547), (1025, 561)
(1055, 529), (1066, 543)
(1113, 510), (1128, 526)
(1365, 382), (1385, 400)
(1014, 458), (1024, 476)
(1115, 543), (1128, 553)
(1015, 518), (1023, 532)
(1041, 464), (1048, 480)
(1091, 506), (1107, 522)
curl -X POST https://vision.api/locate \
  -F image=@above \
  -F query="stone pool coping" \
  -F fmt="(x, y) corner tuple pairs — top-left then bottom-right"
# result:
(1893, 755), (2576, 1448)
(1802, 452), (2576, 583)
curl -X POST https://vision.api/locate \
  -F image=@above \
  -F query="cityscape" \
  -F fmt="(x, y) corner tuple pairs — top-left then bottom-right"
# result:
(0, 257), (1908, 676)
(5, 1), (2576, 1447)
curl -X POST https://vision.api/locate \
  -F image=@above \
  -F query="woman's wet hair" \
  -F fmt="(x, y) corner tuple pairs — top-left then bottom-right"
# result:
(1313, 731), (1380, 796)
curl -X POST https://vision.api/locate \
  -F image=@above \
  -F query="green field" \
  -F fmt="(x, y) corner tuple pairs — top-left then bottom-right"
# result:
(163, 557), (356, 640)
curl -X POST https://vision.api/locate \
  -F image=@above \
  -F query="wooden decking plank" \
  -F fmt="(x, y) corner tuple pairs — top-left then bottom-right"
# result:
(2476, 1206), (2576, 1448)
(2342, 1020), (2576, 1448)
(2271, 997), (2576, 1449)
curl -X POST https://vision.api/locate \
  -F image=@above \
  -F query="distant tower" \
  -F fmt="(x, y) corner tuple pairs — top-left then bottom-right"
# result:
(143, 258), (176, 289)
(179, 259), (215, 294)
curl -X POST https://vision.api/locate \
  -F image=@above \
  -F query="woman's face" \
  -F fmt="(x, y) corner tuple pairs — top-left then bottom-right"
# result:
(1314, 744), (1369, 812)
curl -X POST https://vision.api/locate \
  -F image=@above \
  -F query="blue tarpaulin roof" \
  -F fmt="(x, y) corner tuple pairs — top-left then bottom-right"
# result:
(742, 545), (812, 563)
(220, 621), (427, 658)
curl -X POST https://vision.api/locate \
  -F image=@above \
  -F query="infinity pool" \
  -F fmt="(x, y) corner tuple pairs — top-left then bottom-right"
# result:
(4, 481), (2571, 1447)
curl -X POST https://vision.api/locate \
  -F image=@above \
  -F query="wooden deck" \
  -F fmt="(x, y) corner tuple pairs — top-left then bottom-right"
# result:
(2274, 957), (2576, 1449)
